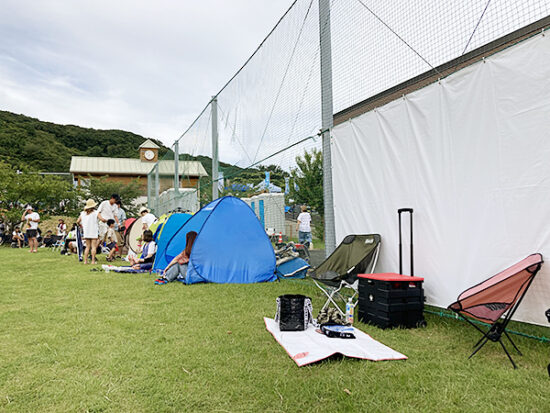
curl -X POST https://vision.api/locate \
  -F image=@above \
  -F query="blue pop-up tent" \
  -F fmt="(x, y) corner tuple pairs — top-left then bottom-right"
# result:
(152, 213), (192, 271)
(163, 196), (277, 285)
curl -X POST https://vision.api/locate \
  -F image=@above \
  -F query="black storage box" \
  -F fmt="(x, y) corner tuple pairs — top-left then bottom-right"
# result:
(358, 273), (425, 329)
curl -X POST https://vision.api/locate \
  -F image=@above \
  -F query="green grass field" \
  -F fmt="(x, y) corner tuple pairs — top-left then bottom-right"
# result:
(1, 247), (549, 412)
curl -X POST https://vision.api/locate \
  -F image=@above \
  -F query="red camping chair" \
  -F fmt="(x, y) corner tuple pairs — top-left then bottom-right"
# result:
(448, 253), (543, 368)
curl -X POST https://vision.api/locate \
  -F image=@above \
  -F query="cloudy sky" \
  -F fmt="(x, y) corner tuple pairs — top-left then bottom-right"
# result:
(0, 0), (293, 146)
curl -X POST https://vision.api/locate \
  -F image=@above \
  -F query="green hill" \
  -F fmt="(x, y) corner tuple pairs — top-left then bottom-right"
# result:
(0, 110), (288, 189)
(0, 110), (168, 172)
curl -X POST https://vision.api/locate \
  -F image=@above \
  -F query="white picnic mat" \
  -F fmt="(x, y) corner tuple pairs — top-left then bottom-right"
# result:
(264, 317), (407, 367)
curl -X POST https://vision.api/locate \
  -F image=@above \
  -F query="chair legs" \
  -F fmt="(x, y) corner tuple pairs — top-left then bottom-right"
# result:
(462, 317), (521, 369)
(504, 330), (522, 356)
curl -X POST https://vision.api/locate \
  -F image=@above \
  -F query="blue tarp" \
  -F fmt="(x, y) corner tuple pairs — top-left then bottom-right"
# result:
(276, 257), (310, 279)
(152, 213), (192, 271)
(163, 196), (277, 285)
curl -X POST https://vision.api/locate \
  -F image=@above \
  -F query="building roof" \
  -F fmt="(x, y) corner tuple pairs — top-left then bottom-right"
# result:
(138, 139), (160, 149)
(70, 156), (208, 177)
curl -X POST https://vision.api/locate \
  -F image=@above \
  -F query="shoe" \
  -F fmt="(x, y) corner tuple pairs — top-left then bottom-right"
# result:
(154, 279), (168, 285)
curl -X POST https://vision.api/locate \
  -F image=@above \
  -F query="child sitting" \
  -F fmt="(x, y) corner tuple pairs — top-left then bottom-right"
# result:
(129, 230), (156, 270)
(104, 219), (117, 262)
(12, 227), (24, 248)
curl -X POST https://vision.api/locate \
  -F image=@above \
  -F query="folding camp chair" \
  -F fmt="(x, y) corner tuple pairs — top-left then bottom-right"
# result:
(310, 234), (381, 316)
(448, 253), (543, 368)
(50, 235), (65, 252)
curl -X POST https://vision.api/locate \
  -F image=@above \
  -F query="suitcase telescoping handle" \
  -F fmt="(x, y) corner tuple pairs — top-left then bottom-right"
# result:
(398, 208), (414, 276)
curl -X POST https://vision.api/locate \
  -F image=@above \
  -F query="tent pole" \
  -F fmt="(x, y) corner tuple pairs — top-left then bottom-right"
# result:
(319, 0), (336, 257)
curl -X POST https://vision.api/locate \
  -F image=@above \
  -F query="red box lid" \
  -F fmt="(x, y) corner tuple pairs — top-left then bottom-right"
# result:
(358, 272), (424, 282)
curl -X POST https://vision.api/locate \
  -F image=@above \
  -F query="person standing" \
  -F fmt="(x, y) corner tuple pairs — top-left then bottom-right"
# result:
(21, 206), (40, 253)
(296, 205), (312, 249)
(77, 199), (104, 265)
(115, 200), (126, 231)
(97, 194), (120, 239)
(139, 207), (157, 231)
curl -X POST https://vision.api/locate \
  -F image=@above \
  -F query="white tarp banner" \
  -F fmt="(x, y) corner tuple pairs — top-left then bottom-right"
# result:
(332, 33), (550, 326)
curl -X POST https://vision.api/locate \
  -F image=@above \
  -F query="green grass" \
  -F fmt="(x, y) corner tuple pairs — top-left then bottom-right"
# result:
(0, 248), (549, 412)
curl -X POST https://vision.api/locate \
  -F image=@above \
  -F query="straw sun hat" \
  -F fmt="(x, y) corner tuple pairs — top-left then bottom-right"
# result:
(84, 199), (97, 210)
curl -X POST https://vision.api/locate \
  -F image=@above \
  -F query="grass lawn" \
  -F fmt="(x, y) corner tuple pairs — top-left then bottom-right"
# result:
(1, 248), (549, 412)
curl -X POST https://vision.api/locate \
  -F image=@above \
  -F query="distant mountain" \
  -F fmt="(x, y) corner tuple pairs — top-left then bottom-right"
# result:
(0, 110), (168, 172)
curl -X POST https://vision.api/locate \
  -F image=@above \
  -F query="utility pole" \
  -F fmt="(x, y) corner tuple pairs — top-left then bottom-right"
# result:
(319, 0), (336, 256)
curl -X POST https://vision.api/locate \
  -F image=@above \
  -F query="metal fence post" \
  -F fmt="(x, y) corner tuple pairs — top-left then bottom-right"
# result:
(154, 163), (160, 215)
(319, 0), (336, 257)
(147, 170), (153, 210)
(174, 140), (179, 194)
(211, 96), (219, 200)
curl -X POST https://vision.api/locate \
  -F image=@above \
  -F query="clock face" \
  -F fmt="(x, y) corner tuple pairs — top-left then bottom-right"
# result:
(144, 150), (155, 160)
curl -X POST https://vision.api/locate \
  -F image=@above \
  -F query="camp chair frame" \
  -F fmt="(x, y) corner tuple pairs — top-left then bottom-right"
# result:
(312, 235), (381, 316)
(449, 253), (543, 368)
(50, 236), (65, 251)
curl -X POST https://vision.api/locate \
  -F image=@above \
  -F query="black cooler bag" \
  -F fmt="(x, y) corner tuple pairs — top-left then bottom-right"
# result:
(275, 294), (313, 331)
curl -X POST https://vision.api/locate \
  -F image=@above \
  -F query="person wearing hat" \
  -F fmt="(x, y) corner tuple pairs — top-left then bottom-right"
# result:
(140, 206), (157, 231)
(21, 205), (40, 253)
(76, 199), (105, 264)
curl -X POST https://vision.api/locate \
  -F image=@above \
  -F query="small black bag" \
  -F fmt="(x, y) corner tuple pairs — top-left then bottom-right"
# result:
(275, 294), (313, 331)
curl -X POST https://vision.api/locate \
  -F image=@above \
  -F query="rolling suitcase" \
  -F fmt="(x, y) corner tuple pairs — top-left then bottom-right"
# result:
(357, 208), (426, 328)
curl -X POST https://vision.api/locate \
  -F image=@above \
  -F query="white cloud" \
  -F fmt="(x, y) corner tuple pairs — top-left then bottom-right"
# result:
(0, 0), (294, 145)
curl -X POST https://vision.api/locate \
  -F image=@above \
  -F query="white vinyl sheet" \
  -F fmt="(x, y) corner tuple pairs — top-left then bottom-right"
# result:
(332, 33), (550, 326)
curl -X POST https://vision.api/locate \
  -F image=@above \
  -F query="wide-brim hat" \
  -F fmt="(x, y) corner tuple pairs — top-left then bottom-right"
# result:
(139, 206), (149, 214)
(84, 199), (97, 210)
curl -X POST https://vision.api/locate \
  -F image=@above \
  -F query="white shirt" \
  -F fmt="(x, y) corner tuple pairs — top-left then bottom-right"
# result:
(97, 200), (117, 221)
(297, 212), (312, 232)
(141, 213), (157, 229)
(57, 223), (67, 237)
(80, 210), (99, 239)
(143, 241), (157, 257)
(25, 212), (40, 230)
(13, 231), (22, 238)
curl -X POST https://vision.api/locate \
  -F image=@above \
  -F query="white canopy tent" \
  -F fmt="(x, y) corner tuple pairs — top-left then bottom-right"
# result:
(332, 33), (550, 326)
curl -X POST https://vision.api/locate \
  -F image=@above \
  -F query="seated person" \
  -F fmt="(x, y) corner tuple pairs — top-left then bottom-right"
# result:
(42, 230), (57, 247)
(12, 227), (24, 248)
(129, 230), (156, 270)
(63, 224), (78, 254)
(155, 231), (197, 284)
(104, 219), (118, 262)
(57, 219), (67, 237)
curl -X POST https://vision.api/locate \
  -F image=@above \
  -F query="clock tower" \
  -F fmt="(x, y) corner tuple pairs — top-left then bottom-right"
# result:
(139, 139), (159, 162)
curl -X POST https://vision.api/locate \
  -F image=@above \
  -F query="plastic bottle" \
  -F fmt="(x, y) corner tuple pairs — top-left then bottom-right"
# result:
(346, 298), (355, 325)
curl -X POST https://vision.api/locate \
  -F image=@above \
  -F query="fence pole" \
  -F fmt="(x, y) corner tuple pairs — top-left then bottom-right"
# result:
(147, 170), (153, 210)
(211, 96), (219, 200)
(319, 0), (336, 257)
(174, 140), (179, 194)
(154, 163), (160, 215)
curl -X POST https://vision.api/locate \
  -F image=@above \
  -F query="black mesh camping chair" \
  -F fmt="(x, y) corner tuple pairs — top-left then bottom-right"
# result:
(310, 234), (381, 315)
(448, 253), (543, 368)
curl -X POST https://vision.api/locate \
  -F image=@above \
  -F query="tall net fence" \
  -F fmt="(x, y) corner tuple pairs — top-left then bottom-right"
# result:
(148, 0), (550, 254)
